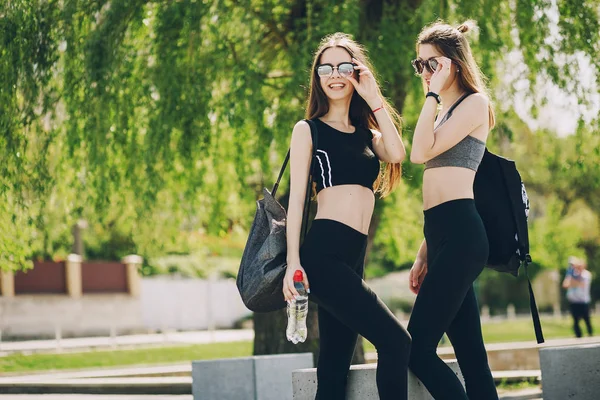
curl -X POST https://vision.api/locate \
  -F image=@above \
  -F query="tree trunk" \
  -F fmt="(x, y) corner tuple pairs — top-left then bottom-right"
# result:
(253, 301), (320, 362)
(253, 303), (367, 365)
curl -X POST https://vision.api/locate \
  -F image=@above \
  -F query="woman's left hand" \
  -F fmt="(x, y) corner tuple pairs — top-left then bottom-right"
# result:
(428, 56), (453, 94)
(347, 58), (380, 109)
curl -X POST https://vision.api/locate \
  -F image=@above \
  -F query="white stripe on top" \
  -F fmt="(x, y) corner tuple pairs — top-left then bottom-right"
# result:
(316, 154), (327, 189)
(316, 150), (333, 187)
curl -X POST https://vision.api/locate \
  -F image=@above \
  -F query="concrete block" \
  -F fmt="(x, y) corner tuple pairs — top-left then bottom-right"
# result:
(438, 343), (541, 371)
(0, 270), (15, 297)
(292, 360), (464, 400)
(540, 343), (600, 400)
(255, 353), (314, 400)
(122, 255), (142, 297)
(66, 254), (82, 298)
(192, 357), (254, 400)
(192, 353), (314, 400)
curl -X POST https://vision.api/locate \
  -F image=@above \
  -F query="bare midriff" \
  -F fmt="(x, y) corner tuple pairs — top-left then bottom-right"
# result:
(422, 167), (476, 210)
(314, 184), (375, 234)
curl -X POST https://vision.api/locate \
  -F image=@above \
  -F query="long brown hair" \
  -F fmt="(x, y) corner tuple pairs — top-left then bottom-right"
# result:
(305, 32), (402, 197)
(416, 20), (495, 128)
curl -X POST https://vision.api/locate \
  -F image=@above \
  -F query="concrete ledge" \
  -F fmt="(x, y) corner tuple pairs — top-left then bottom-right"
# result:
(192, 353), (314, 400)
(0, 377), (191, 394)
(292, 360), (464, 399)
(367, 336), (600, 372)
(498, 388), (543, 400)
(492, 370), (541, 383)
(0, 363), (191, 383)
(540, 342), (600, 400)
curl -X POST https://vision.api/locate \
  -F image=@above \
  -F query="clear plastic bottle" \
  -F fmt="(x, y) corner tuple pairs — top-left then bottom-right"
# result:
(286, 270), (308, 344)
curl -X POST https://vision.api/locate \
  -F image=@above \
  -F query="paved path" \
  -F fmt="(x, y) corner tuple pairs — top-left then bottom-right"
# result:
(0, 377), (191, 395)
(0, 391), (542, 400)
(498, 388), (543, 400)
(0, 329), (253, 356)
(0, 396), (192, 400)
(0, 364), (190, 382)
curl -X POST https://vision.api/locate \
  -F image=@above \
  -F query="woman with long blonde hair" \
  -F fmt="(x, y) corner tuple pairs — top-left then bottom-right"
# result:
(408, 20), (499, 399)
(283, 32), (411, 399)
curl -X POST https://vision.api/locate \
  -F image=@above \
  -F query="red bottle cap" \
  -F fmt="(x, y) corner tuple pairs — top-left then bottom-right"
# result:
(293, 270), (304, 282)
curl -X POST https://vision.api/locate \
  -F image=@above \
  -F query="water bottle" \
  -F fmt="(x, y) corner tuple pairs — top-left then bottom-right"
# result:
(286, 270), (308, 344)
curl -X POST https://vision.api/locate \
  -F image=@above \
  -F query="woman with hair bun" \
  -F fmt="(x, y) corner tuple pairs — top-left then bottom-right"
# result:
(407, 20), (499, 400)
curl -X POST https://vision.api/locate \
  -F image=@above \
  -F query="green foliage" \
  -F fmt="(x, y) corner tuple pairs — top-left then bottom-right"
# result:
(146, 233), (246, 278)
(529, 197), (592, 269)
(370, 181), (424, 273)
(1, 0), (599, 277)
(476, 263), (543, 314)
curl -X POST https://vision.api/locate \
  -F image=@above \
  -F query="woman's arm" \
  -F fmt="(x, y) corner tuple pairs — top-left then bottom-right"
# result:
(283, 120), (312, 301)
(409, 239), (428, 294)
(410, 56), (489, 164)
(370, 108), (406, 163)
(410, 93), (488, 164)
(346, 57), (405, 163)
(415, 238), (428, 262)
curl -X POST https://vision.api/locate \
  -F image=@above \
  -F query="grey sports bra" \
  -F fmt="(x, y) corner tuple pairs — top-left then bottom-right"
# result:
(424, 93), (486, 172)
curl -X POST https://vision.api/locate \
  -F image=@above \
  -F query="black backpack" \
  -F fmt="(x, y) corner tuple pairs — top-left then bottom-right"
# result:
(442, 93), (544, 344)
(474, 149), (544, 344)
(473, 149), (530, 275)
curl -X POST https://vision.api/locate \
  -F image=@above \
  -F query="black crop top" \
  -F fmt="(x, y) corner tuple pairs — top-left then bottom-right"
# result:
(311, 118), (380, 193)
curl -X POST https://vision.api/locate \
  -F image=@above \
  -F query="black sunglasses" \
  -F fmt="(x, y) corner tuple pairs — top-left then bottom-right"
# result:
(411, 58), (440, 75)
(315, 62), (356, 78)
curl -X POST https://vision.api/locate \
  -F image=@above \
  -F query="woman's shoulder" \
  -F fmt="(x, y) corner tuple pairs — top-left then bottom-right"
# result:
(463, 92), (489, 108)
(292, 119), (311, 136)
(293, 119), (310, 129)
(290, 120), (313, 149)
(456, 93), (489, 126)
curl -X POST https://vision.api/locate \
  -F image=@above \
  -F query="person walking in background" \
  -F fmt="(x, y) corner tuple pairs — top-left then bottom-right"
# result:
(283, 32), (411, 399)
(407, 20), (498, 400)
(563, 257), (593, 338)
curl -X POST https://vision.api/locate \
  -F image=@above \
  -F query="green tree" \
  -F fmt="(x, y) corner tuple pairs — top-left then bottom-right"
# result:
(2, 0), (599, 361)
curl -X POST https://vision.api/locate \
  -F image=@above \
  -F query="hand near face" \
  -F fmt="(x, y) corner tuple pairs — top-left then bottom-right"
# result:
(428, 56), (453, 94)
(346, 58), (380, 109)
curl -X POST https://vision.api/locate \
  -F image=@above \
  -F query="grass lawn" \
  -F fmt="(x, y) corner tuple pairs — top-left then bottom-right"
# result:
(2, 316), (598, 375)
(363, 315), (600, 352)
(0, 341), (252, 375)
(480, 315), (600, 344)
(496, 380), (540, 393)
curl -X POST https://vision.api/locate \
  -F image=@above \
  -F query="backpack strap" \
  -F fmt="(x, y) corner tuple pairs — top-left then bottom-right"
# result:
(447, 92), (474, 116)
(436, 91), (475, 128)
(271, 151), (290, 197)
(500, 159), (531, 257)
(270, 120), (319, 241)
(524, 259), (544, 344)
(302, 120), (319, 239)
(498, 158), (545, 344)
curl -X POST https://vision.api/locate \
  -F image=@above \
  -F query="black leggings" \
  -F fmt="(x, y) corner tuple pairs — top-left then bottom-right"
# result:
(301, 219), (411, 400)
(570, 303), (593, 337)
(408, 199), (498, 400)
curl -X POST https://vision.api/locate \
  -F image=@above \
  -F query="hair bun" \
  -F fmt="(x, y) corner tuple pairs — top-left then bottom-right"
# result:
(457, 20), (476, 34)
